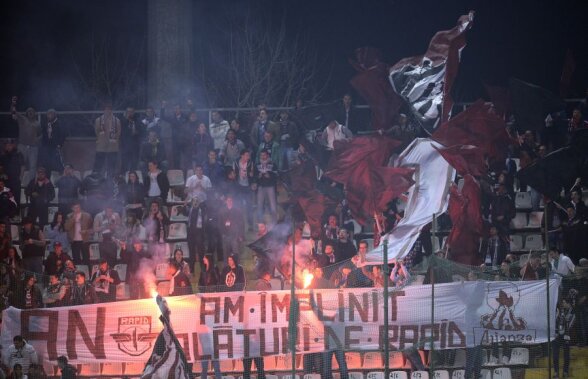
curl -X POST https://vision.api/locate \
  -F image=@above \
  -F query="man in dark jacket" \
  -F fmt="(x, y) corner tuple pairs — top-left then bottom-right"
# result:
(219, 196), (244, 263)
(120, 107), (145, 172)
(167, 260), (193, 296)
(55, 164), (81, 214)
(187, 196), (208, 269)
(43, 241), (72, 276)
(120, 239), (150, 299)
(220, 254), (245, 291)
(144, 160), (169, 208)
(65, 271), (97, 305)
(140, 131), (169, 174)
(25, 167), (55, 226)
(90, 259), (121, 303)
(38, 109), (66, 173)
(0, 139), (24, 209)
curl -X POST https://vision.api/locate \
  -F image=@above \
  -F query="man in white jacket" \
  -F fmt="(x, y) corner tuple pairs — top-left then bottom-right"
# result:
(3, 335), (38, 375)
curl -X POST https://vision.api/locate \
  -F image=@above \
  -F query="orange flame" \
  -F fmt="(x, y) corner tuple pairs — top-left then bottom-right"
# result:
(302, 269), (314, 289)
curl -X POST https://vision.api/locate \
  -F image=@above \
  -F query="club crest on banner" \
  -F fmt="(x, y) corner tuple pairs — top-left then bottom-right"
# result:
(110, 316), (159, 356)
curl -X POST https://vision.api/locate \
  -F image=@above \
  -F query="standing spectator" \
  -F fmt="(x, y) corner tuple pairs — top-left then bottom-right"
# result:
(320, 119), (352, 150)
(333, 93), (358, 132)
(520, 252), (545, 280)
(220, 129), (245, 168)
(143, 201), (168, 244)
(232, 150), (255, 229)
(3, 336), (38, 376)
(220, 254), (245, 291)
(120, 106), (144, 173)
(256, 131), (280, 166)
(144, 160), (169, 210)
(43, 241), (71, 276)
(25, 167), (54, 226)
(160, 101), (190, 170)
(209, 111), (230, 153)
(255, 150), (278, 225)
(167, 261), (193, 296)
(568, 108), (588, 133)
(64, 201), (93, 264)
(185, 164), (212, 203)
(172, 248), (191, 276)
(15, 274), (43, 309)
(550, 247), (575, 277)
(12, 106), (40, 173)
(93, 203), (122, 240)
(42, 274), (67, 308)
(202, 150), (225, 186)
(79, 171), (107, 217)
(65, 271), (97, 305)
(490, 184), (515, 239)
(219, 196), (244, 263)
(93, 103), (121, 177)
(38, 109), (66, 174)
(230, 118), (249, 148)
(139, 131), (168, 173)
(0, 221), (12, 256)
(570, 189), (587, 222)
(553, 299), (575, 379)
(90, 259), (121, 303)
(192, 122), (214, 166)
(390, 259), (411, 287)
(198, 253), (223, 379)
(0, 177), (17, 220)
(187, 196), (208, 269)
(250, 108), (279, 150)
(3, 246), (23, 284)
(276, 110), (299, 171)
(142, 105), (161, 136)
(56, 356), (77, 379)
(55, 164), (81, 214)
(334, 229), (357, 262)
(120, 239), (149, 299)
(0, 139), (24, 209)
(99, 231), (118, 267)
(480, 225), (509, 267)
(121, 171), (145, 219)
(120, 210), (143, 243)
(20, 218), (45, 275)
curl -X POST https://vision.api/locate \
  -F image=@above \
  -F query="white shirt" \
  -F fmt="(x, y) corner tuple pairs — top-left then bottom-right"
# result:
(551, 254), (575, 276)
(185, 174), (212, 202)
(148, 171), (161, 197)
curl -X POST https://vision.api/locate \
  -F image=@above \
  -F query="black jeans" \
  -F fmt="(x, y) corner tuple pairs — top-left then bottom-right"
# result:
(553, 336), (570, 375)
(71, 241), (89, 264)
(243, 357), (264, 379)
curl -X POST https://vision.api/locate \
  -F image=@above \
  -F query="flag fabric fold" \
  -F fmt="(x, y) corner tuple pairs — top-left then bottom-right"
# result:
(434, 144), (486, 177)
(141, 316), (190, 379)
(389, 11), (474, 133)
(509, 78), (566, 132)
(361, 138), (456, 265)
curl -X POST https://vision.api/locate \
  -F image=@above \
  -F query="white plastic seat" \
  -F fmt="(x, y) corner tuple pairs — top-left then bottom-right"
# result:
(167, 222), (188, 240)
(83, 170), (93, 179)
(101, 362), (123, 376)
(349, 373), (364, 379)
(509, 235), (523, 251)
(509, 213), (528, 230)
(363, 352), (383, 369)
(524, 234), (543, 251)
(50, 187), (59, 204)
(114, 263), (128, 281)
(431, 236), (440, 253)
(518, 253), (529, 267)
(508, 347), (529, 365)
(515, 192), (532, 209)
(433, 370), (449, 379)
(451, 370), (465, 379)
(125, 170), (144, 184)
(115, 283), (131, 300)
(364, 238), (375, 251)
(170, 204), (189, 222)
(48, 206), (58, 223)
(410, 371), (429, 379)
(269, 278), (282, 290)
(155, 263), (168, 280)
(76, 264), (90, 278)
(20, 188), (28, 204)
(527, 211), (543, 228)
(11, 224), (19, 241)
(167, 169), (185, 187)
(345, 352), (362, 369)
(88, 243), (101, 261)
(492, 367), (512, 379)
(479, 369), (491, 379)
(389, 372), (408, 379)
(304, 374), (321, 379)
(389, 351), (405, 368)
(452, 349), (466, 368)
(366, 372), (384, 379)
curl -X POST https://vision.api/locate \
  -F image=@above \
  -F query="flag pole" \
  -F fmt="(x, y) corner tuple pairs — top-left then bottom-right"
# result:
(382, 238), (390, 379)
(430, 213), (436, 377)
(289, 217), (297, 379)
(544, 204), (552, 379)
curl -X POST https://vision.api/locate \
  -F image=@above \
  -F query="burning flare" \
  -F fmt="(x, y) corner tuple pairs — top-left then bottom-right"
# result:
(302, 269), (314, 289)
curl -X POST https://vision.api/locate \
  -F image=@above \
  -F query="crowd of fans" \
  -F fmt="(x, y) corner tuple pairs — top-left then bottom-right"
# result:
(0, 90), (587, 377)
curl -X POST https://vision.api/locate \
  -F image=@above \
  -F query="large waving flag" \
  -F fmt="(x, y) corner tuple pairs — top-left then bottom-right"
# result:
(509, 78), (566, 132)
(389, 11), (474, 133)
(361, 139), (456, 265)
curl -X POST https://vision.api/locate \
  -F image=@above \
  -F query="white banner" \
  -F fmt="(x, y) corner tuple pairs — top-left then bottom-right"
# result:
(363, 138), (456, 265)
(0, 280), (557, 364)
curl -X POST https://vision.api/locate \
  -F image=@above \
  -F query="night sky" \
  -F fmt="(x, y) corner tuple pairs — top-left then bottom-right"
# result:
(1, 0), (586, 111)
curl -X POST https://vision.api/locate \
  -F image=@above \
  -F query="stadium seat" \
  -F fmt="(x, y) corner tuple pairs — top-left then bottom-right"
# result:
(168, 222), (188, 240)
(167, 169), (185, 187)
(20, 188), (28, 204)
(304, 374), (321, 379)
(265, 375), (278, 379)
(10, 224), (19, 242)
(518, 253), (529, 267)
(72, 170), (82, 181)
(345, 352), (362, 369)
(348, 373), (364, 379)
(508, 347), (529, 365)
(48, 206), (58, 223)
(492, 367), (512, 379)
(433, 370), (450, 379)
(168, 241), (189, 257)
(451, 370), (465, 379)
(410, 371), (429, 379)
(12, 244), (22, 258)
(451, 350), (466, 368)
(524, 234), (543, 251)
(389, 351), (405, 368)
(364, 238), (375, 251)
(124, 362), (144, 375)
(77, 264), (90, 278)
(363, 352), (383, 369)
(219, 359), (234, 372)
(233, 359), (244, 372)
(366, 372), (384, 379)
(509, 235), (523, 252)
(264, 356), (277, 370)
(527, 211), (543, 228)
(101, 362), (123, 376)
(479, 369), (491, 379)
(50, 187), (59, 203)
(78, 362), (101, 376)
(170, 204), (189, 221)
(88, 243), (101, 261)
(389, 372), (408, 379)
(457, 178), (465, 191)
(509, 213), (527, 230)
(155, 262), (168, 280)
(114, 263), (128, 281)
(269, 278), (283, 290)
(515, 192), (532, 209)
(282, 375), (300, 379)
(115, 283), (131, 300)
(186, 169), (194, 179)
(125, 170), (143, 183)
(21, 170), (33, 185)
(431, 236), (440, 253)
(83, 170), (93, 179)
(90, 263), (100, 277)
(275, 354), (301, 371)
(156, 281), (170, 296)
